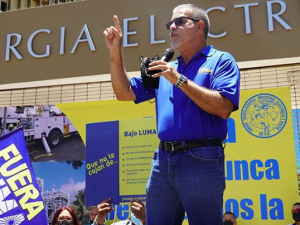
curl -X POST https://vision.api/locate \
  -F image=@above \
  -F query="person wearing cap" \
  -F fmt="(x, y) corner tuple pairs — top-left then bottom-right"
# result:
(2, 124), (15, 136)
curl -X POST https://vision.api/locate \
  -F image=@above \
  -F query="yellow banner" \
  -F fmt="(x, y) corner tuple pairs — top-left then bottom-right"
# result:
(57, 87), (298, 224)
(223, 87), (298, 224)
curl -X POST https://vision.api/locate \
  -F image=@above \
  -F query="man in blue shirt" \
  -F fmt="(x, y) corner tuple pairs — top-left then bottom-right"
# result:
(103, 3), (240, 225)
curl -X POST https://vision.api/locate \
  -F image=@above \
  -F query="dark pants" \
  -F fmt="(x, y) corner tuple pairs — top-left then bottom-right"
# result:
(146, 146), (225, 225)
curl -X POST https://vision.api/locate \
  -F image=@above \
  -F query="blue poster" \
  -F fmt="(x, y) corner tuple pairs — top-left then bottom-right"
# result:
(86, 121), (119, 206)
(0, 127), (48, 225)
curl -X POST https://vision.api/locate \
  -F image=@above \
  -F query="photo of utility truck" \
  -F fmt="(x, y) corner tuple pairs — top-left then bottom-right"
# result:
(0, 104), (79, 153)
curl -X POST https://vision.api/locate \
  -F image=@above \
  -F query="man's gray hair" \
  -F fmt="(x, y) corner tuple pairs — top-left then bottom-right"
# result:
(174, 4), (210, 36)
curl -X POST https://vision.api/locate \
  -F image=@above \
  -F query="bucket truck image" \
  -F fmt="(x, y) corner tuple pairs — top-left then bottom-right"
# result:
(0, 104), (77, 153)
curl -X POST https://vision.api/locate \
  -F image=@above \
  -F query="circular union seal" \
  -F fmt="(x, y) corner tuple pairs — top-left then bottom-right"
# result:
(241, 93), (287, 138)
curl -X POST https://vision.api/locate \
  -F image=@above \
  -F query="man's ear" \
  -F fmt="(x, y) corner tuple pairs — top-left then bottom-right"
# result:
(196, 20), (204, 33)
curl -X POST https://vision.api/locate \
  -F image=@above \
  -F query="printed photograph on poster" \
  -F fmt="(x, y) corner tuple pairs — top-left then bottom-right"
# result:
(0, 104), (85, 162)
(32, 161), (87, 224)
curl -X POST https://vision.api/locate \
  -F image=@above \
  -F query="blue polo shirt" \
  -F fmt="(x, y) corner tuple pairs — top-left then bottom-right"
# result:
(130, 45), (240, 141)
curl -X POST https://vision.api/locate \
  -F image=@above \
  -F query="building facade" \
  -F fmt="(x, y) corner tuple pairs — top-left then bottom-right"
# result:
(1, 0), (300, 223)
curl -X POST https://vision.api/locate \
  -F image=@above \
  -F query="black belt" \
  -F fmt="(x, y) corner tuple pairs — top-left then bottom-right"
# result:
(160, 138), (223, 151)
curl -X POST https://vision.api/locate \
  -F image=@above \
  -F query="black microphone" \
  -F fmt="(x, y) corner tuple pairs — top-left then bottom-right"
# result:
(140, 48), (175, 89)
(160, 48), (174, 62)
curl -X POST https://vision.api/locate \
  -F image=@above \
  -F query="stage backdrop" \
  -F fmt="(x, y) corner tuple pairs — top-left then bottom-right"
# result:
(57, 86), (298, 225)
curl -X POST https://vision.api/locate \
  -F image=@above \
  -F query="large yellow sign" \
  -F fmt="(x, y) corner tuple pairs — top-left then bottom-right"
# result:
(57, 87), (298, 224)
(223, 87), (298, 224)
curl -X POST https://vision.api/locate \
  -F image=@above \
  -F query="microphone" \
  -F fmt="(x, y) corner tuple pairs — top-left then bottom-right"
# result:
(160, 48), (174, 62)
(140, 48), (175, 89)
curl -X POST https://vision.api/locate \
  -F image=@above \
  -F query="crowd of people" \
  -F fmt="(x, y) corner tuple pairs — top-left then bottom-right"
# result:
(52, 201), (300, 225)
(52, 199), (146, 225)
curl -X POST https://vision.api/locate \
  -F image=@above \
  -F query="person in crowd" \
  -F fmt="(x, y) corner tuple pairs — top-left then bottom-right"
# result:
(103, 3), (240, 225)
(52, 206), (80, 225)
(2, 124), (15, 136)
(223, 211), (237, 225)
(92, 198), (146, 225)
(85, 207), (98, 225)
(289, 202), (300, 225)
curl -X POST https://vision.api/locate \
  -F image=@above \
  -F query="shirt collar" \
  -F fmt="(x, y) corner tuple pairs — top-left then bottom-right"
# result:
(177, 45), (216, 64)
(198, 45), (216, 57)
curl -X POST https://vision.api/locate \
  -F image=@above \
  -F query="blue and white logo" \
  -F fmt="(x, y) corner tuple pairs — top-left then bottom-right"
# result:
(241, 93), (287, 138)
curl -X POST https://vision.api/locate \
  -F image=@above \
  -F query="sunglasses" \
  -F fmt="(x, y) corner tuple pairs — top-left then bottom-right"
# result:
(292, 209), (300, 213)
(166, 16), (199, 30)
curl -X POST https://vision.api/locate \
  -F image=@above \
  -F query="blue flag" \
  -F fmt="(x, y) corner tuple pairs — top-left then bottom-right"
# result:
(0, 127), (48, 225)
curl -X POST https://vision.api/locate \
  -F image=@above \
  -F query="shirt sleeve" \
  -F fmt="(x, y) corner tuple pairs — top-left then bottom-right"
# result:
(92, 216), (106, 225)
(211, 52), (240, 111)
(130, 76), (156, 104)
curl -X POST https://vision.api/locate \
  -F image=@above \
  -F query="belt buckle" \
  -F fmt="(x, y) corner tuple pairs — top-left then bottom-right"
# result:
(164, 142), (175, 151)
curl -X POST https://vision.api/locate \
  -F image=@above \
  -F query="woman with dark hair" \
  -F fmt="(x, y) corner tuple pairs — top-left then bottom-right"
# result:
(52, 206), (80, 225)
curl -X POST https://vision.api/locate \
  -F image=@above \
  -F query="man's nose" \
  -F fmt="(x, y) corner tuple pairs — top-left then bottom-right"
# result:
(169, 22), (176, 30)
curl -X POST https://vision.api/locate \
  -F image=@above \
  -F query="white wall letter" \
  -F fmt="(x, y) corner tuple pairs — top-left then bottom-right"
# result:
(60, 27), (65, 55)
(71, 24), (96, 54)
(123, 17), (138, 47)
(150, 15), (165, 44)
(206, 7), (227, 38)
(5, 33), (22, 61)
(27, 29), (51, 58)
(267, 0), (292, 32)
(234, 3), (259, 34)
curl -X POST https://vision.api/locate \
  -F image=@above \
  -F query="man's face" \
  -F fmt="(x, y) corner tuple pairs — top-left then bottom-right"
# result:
(293, 205), (300, 211)
(169, 7), (199, 51)
(89, 208), (97, 221)
(222, 214), (236, 225)
(292, 204), (300, 222)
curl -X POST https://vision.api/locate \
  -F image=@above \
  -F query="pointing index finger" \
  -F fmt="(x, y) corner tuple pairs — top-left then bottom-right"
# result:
(113, 15), (122, 33)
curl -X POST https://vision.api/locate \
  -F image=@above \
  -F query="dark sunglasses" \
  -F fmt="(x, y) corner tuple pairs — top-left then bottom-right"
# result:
(166, 16), (199, 30)
(292, 209), (300, 213)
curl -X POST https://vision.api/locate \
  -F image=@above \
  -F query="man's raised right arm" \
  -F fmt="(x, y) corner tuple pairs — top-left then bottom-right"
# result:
(103, 15), (136, 101)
